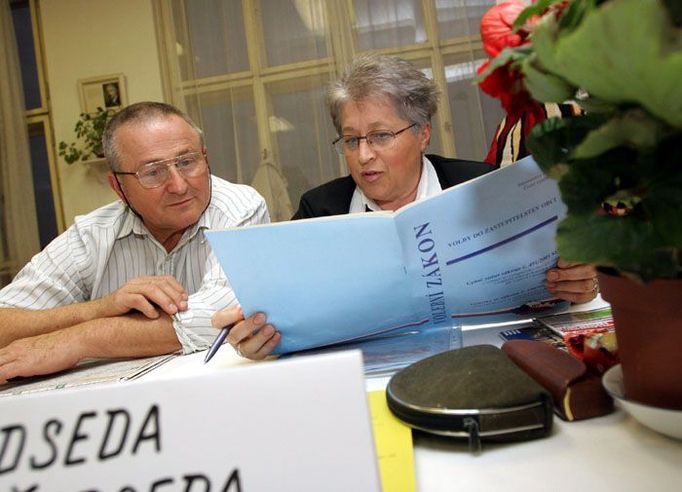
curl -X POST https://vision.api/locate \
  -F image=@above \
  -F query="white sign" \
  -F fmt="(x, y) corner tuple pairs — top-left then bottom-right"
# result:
(0, 351), (380, 492)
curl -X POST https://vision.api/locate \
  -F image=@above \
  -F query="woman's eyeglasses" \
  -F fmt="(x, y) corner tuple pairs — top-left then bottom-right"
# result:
(332, 123), (416, 155)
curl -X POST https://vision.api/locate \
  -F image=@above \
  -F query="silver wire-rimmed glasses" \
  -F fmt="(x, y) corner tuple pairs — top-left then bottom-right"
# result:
(332, 123), (417, 155)
(113, 152), (207, 189)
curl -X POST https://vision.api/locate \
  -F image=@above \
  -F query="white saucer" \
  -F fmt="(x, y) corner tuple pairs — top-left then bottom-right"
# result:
(602, 364), (682, 440)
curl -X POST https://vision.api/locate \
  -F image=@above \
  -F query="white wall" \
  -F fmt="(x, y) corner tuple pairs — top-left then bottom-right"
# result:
(41, 0), (164, 225)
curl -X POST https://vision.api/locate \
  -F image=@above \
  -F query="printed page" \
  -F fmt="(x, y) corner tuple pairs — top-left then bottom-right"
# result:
(536, 307), (614, 335)
(0, 354), (177, 398)
(395, 155), (568, 325)
(207, 214), (420, 354)
(207, 156), (566, 355)
(286, 323), (462, 376)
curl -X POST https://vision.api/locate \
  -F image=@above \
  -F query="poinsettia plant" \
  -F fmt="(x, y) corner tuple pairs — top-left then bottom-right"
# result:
(477, 0), (682, 282)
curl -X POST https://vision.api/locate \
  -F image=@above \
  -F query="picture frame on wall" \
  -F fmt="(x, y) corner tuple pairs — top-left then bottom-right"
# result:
(78, 73), (127, 114)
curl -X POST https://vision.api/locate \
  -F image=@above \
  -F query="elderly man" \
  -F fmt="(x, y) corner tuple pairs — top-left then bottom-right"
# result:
(0, 102), (276, 383)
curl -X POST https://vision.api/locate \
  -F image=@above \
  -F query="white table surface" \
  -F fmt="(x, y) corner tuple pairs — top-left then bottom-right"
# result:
(149, 297), (682, 492)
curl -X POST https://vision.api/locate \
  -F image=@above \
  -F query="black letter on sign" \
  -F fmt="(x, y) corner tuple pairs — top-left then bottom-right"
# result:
(183, 474), (210, 492)
(222, 469), (242, 492)
(0, 425), (26, 475)
(30, 419), (62, 469)
(10, 485), (39, 492)
(98, 409), (131, 460)
(150, 477), (174, 491)
(132, 405), (161, 454)
(64, 411), (97, 466)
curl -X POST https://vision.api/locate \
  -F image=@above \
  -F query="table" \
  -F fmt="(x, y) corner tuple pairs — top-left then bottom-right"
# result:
(150, 298), (682, 492)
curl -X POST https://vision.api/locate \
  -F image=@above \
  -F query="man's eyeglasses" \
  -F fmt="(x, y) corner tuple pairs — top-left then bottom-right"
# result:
(332, 123), (417, 155)
(113, 152), (206, 189)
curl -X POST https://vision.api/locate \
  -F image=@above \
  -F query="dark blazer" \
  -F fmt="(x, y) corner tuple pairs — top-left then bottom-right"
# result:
(292, 154), (493, 219)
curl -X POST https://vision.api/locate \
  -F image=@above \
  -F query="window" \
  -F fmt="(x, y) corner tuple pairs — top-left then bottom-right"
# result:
(1, 0), (62, 287)
(10, 0), (62, 242)
(155, 0), (503, 220)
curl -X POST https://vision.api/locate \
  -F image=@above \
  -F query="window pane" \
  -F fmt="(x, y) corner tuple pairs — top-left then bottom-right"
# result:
(0, 209), (9, 286)
(412, 64), (444, 156)
(353, 0), (426, 51)
(435, 0), (495, 40)
(261, 0), (328, 66)
(10, 0), (42, 110)
(185, 88), (259, 186)
(267, 75), (339, 214)
(443, 52), (504, 161)
(172, 0), (249, 79)
(27, 121), (58, 248)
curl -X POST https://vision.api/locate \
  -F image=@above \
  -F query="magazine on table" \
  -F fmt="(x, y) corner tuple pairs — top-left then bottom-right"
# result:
(0, 354), (177, 398)
(207, 155), (568, 357)
(499, 322), (567, 350)
(535, 307), (614, 338)
(286, 323), (463, 376)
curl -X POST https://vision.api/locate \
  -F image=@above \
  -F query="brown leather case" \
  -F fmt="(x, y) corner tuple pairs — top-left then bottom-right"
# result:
(502, 340), (614, 421)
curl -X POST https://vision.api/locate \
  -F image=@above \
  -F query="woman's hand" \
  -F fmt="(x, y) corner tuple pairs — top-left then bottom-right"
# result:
(545, 259), (599, 304)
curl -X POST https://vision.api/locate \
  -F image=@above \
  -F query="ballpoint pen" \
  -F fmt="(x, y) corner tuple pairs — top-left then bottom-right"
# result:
(204, 322), (236, 364)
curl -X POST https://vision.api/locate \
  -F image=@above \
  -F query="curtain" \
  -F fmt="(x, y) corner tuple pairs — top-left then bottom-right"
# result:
(0, 0), (40, 286)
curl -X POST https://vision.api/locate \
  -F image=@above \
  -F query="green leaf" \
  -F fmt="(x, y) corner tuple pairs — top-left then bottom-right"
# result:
(521, 55), (575, 103)
(526, 115), (603, 172)
(572, 109), (667, 158)
(532, 0), (682, 128)
(572, 94), (616, 114)
(556, 214), (678, 281)
(661, 0), (682, 26)
(513, 0), (558, 31)
(645, 188), (682, 247)
(556, 156), (618, 214)
(59, 107), (115, 164)
(556, 0), (595, 31)
(473, 46), (532, 83)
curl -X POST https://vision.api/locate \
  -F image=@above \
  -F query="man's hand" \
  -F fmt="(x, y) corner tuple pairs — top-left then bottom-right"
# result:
(96, 276), (188, 319)
(211, 306), (280, 361)
(545, 259), (599, 304)
(0, 330), (82, 384)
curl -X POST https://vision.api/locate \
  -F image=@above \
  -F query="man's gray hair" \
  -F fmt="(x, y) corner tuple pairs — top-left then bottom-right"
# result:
(327, 53), (440, 134)
(102, 101), (205, 171)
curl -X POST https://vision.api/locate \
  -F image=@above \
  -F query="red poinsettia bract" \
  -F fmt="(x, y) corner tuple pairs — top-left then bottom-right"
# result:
(479, 0), (530, 57)
(477, 0), (545, 124)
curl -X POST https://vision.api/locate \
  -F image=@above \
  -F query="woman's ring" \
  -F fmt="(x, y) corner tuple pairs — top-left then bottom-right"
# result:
(236, 343), (243, 357)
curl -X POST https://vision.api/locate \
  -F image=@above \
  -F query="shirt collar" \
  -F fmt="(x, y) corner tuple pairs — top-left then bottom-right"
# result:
(349, 155), (442, 213)
(115, 203), (208, 247)
(116, 206), (141, 239)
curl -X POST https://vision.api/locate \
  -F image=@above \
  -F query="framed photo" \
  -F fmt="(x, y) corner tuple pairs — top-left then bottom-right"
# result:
(78, 73), (127, 114)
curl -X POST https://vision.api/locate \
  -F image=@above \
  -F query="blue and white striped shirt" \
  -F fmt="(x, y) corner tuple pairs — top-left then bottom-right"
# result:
(0, 175), (269, 353)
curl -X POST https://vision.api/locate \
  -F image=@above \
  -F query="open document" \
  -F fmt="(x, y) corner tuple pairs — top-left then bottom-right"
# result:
(207, 156), (567, 355)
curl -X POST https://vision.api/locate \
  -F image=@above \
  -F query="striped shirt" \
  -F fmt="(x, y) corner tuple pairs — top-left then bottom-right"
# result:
(0, 175), (269, 353)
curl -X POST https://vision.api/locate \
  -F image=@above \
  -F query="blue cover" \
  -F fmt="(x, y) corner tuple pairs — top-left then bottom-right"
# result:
(207, 156), (568, 354)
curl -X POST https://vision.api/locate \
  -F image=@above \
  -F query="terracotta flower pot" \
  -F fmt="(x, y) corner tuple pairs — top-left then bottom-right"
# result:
(597, 270), (682, 410)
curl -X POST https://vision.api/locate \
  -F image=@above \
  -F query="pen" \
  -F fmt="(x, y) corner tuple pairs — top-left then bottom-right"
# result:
(204, 323), (236, 364)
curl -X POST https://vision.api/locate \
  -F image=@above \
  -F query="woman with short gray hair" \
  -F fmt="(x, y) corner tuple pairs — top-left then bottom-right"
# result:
(291, 53), (600, 306)
(294, 52), (490, 216)
(327, 54), (439, 135)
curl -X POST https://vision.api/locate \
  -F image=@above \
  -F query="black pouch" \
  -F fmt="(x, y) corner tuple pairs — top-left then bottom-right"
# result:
(386, 345), (553, 452)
